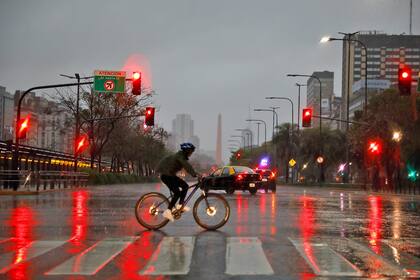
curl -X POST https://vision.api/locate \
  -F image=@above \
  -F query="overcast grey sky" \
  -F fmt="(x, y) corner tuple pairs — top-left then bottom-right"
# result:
(0, 0), (418, 161)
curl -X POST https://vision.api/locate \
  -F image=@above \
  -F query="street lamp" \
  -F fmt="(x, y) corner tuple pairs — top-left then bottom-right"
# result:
(236, 129), (253, 152)
(287, 73), (324, 183)
(254, 108), (279, 140)
(295, 83), (307, 131)
(320, 34), (368, 115)
(265, 97), (294, 133)
(246, 119), (267, 153)
(320, 32), (363, 183)
(392, 131), (402, 142)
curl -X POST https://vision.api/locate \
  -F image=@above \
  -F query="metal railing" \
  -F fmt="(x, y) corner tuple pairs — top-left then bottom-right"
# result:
(0, 170), (88, 192)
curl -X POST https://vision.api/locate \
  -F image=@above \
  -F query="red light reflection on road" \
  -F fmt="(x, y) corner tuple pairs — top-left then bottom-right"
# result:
(6, 206), (36, 279)
(270, 194), (277, 235)
(368, 196), (382, 254)
(298, 196), (320, 275)
(70, 190), (89, 249)
(111, 232), (159, 280)
(236, 194), (249, 234)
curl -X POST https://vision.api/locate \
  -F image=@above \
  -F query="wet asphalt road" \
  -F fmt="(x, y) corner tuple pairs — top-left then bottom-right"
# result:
(0, 183), (419, 279)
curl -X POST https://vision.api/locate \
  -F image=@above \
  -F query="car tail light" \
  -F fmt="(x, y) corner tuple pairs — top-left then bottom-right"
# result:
(236, 174), (243, 181)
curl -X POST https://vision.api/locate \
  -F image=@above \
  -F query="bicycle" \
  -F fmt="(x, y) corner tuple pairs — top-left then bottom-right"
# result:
(135, 180), (230, 230)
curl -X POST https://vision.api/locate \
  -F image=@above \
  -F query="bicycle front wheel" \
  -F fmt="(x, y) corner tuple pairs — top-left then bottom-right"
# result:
(135, 192), (170, 230)
(193, 193), (230, 230)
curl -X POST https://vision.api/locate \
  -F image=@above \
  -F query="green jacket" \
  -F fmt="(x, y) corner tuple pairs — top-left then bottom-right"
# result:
(156, 151), (197, 177)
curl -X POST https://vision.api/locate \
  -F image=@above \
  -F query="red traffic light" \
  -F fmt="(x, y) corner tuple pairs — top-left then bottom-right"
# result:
(75, 135), (89, 155)
(17, 115), (30, 139)
(132, 71), (141, 95)
(302, 108), (312, 127)
(367, 140), (381, 155)
(236, 152), (241, 159)
(398, 67), (412, 96)
(144, 106), (155, 126)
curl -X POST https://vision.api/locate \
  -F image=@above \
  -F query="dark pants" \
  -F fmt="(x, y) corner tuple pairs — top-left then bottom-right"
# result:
(160, 175), (189, 209)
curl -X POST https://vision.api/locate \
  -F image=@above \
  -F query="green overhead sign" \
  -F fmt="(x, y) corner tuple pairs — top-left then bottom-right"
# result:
(94, 70), (126, 93)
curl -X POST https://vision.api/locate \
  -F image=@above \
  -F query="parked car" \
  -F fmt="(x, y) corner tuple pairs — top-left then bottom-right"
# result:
(254, 168), (276, 193)
(202, 166), (262, 195)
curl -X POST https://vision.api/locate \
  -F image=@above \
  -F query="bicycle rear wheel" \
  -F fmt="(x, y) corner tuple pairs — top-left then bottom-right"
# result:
(193, 193), (230, 230)
(135, 192), (170, 230)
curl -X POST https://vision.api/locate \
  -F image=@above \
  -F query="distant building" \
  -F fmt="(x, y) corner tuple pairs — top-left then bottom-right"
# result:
(350, 79), (391, 119)
(170, 113), (200, 150)
(306, 71), (334, 128)
(0, 86), (14, 140)
(14, 91), (74, 153)
(341, 31), (420, 126)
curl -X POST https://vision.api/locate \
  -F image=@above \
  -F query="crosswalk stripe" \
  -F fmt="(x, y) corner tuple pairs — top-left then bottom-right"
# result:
(0, 240), (66, 273)
(289, 238), (362, 277)
(345, 238), (408, 277)
(225, 237), (274, 275)
(46, 237), (137, 275)
(374, 239), (420, 277)
(140, 236), (195, 275)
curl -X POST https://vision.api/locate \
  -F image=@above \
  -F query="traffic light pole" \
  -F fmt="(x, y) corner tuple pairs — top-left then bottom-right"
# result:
(12, 81), (92, 190)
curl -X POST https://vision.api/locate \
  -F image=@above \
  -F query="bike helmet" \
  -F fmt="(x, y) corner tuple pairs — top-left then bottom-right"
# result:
(180, 142), (196, 152)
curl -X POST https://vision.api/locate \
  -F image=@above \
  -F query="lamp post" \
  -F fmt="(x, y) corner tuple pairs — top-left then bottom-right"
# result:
(287, 73), (324, 183)
(236, 129), (253, 153)
(60, 74), (93, 172)
(254, 108), (279, 140)
(265, 97), (294, 134)
(265, 97), (296, 184)
(321, 32), (364, 183)
(246, 119), (267, 154)
(320, 34), (368, 115)
(295, 83), (307, 131)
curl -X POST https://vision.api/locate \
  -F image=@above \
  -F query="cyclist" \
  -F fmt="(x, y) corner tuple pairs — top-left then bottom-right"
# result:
(156, 142), (201, 222)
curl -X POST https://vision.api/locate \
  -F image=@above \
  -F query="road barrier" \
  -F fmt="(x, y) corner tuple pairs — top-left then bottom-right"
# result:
(0, 170), (88, 192)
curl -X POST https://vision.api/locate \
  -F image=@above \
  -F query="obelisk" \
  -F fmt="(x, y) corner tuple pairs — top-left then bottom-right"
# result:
(216, 114), (222, 166)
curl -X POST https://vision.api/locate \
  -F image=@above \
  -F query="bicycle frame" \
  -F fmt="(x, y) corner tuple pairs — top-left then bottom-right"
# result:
(155, 181), (206, 210)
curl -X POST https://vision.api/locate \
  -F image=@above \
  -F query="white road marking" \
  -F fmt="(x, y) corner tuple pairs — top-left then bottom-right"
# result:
(225, 237), (274, 275)
(0, 240), (66, 273)
(345, 238), (408, 277)
(289, 238), (362, 277)
(140, 236), (195, 275)
(46, 237), (137, 275)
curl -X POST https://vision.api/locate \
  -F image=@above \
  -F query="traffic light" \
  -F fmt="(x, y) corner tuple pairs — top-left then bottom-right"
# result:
(132, 71), (141, 95)
(367, 140), (381, 155)
(302, 108), (312, 127)
(17, 115), (30, 140)
(398, 67), (412, 96)
(144, 106), (155, 126)
(75, 134), (89, 155)
(236, 152), (241, 160)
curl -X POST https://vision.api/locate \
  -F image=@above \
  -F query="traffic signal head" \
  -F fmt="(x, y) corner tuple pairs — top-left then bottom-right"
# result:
(302, 108), (312, 127)
(236, 152), (241, 160)
(398, 67), (412, 96)
(144, 106), (155, 126)
(132, 71), (141, 95)
(367, 140), (381, 155)
(75, 135), (89, 155)
(17, 115), (30, 140)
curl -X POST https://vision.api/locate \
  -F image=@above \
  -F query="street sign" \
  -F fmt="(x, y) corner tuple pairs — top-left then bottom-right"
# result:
(94, 70), (126, 93)
(289, 159), (296, 167)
